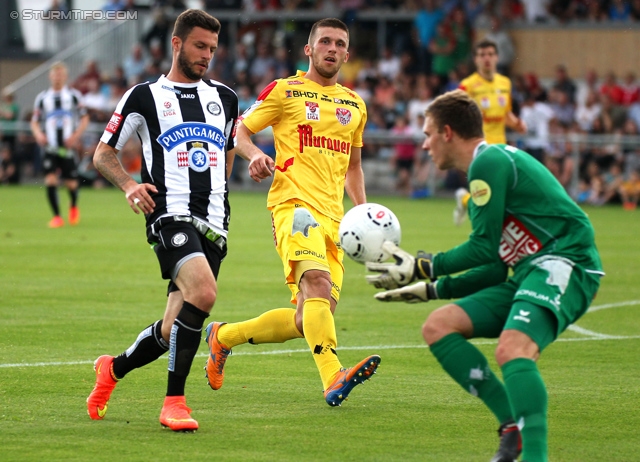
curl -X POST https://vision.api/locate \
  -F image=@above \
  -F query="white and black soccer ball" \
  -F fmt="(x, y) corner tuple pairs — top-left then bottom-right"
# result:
(339, 203), (401, 264)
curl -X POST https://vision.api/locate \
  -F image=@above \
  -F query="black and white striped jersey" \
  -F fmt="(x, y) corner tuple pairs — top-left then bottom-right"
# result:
(32, 86), (87, 155)
(100, 75), (239, 237)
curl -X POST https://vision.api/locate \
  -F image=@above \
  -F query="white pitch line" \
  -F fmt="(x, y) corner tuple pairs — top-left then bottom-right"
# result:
(587, 299), (640, 312)
(566, 325), (620, 339)
(567, 299), (640, 338)
(1, 300), (639, 370)
(2, 335), (640, 369)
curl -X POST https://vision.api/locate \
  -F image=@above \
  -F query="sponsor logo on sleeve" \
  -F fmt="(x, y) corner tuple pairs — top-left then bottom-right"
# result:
(469, 179), (491, 206)
(106, 113), (123, 133)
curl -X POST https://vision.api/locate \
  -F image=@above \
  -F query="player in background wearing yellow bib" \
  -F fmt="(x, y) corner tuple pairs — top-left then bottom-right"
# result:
(454, 39), (526, 226)
(204, 18), (380, 407)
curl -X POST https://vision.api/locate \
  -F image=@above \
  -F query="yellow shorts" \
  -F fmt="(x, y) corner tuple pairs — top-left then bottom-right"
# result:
(270, 199), (344, 304)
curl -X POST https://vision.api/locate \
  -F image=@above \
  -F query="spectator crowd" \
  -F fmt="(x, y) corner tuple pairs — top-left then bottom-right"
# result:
(1, 0), (639, 209)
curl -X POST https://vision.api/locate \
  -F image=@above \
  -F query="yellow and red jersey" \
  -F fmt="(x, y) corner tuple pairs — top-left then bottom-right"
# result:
(239, 70), (367, 221)
(459, 72), (512, 144)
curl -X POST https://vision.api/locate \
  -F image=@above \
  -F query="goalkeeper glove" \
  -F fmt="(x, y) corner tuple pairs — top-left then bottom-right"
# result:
(374, 281), (439, 303)
(366, 241), (434, 290)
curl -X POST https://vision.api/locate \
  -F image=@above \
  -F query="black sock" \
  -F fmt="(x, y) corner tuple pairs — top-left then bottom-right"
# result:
(47, 186), (60, 216)
(112, 320), (169, 379)
(69, 188), (78, 207)
(167, 302), (209, 396)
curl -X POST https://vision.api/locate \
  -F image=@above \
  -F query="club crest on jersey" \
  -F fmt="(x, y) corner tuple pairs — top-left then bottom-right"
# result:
(336, 108), (351, 125)
(306, 101), (319, 121)
(177, 144), (218, 170)
(481, 97), (490, 109)
(158, 122), (226, 152)
(187, 142), (210, 172)
(498, 95), (506, 107)
(207, 101), (221, 115)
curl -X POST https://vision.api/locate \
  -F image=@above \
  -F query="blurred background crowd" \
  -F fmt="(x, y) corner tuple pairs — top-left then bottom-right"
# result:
(1, 0), (639, 210)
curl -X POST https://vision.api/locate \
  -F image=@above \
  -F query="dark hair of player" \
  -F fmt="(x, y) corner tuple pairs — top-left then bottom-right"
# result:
(425, 89), (484, 140)
(474, 38), (498, 56)
(173, 9), (221, 41)
(308, 18), (349, 44)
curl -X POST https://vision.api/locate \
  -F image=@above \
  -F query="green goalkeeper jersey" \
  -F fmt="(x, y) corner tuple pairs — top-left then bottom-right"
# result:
(433, 142), (603, 291)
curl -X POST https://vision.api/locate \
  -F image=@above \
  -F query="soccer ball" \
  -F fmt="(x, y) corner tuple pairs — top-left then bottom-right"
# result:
(339, 203), (401, 264)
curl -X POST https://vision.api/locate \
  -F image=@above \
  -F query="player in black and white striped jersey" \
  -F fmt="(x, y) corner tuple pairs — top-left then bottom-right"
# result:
(30, 62), (89, 228)
(87, 9), (239, 432)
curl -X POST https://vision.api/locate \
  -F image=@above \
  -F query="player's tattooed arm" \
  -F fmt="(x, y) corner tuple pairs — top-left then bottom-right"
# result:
(94, 141), (133, 190)
(94, 141), (157, 214)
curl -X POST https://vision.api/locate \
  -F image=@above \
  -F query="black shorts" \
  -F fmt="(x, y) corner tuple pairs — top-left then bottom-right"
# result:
(152, 221), (227, 292)
(396, 158), (414, 172)
(42, 152), (78, 179)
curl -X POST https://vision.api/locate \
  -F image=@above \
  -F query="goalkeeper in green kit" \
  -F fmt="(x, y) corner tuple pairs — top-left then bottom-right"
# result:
(367, 90), (603, 462)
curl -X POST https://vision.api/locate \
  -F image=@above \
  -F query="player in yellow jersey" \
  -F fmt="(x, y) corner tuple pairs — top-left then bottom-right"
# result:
(454, 39), (527, 226)
(203, 18), (380, 407)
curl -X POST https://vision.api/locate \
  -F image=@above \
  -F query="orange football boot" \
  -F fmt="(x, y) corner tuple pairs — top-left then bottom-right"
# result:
(69, 206), (80, 226)
(87, 355), (118, 420)
(204, 322), (231, 390)
(324, 355), (381, 406)
(159, 396), (198, 432)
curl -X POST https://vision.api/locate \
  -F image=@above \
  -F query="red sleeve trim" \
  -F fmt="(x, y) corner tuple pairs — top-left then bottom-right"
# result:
(256, 80), (278, 102)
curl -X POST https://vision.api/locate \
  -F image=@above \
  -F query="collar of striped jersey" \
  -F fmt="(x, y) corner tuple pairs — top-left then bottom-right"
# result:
(159, 74), (200, 88)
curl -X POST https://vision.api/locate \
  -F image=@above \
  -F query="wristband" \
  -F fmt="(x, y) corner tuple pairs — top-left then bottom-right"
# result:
(415, 251), (433, 280)
(426, 282), (439, 300)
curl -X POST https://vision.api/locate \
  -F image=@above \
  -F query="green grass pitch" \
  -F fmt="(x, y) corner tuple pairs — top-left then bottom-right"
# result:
(1, 185), (639, 461)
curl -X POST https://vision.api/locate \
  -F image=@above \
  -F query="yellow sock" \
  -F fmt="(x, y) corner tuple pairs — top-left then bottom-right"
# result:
(302, 297), (341, 390)
(462, 192), (470, 208)
(217, 308), (303, 349)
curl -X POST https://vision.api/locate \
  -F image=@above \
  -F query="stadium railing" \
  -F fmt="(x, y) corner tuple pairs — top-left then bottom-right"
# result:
(2, 119), (638, 198)
(3, 18), (144, 123)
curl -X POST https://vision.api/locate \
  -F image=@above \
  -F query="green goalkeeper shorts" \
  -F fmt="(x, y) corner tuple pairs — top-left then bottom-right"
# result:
(456, 255), (601, 351)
